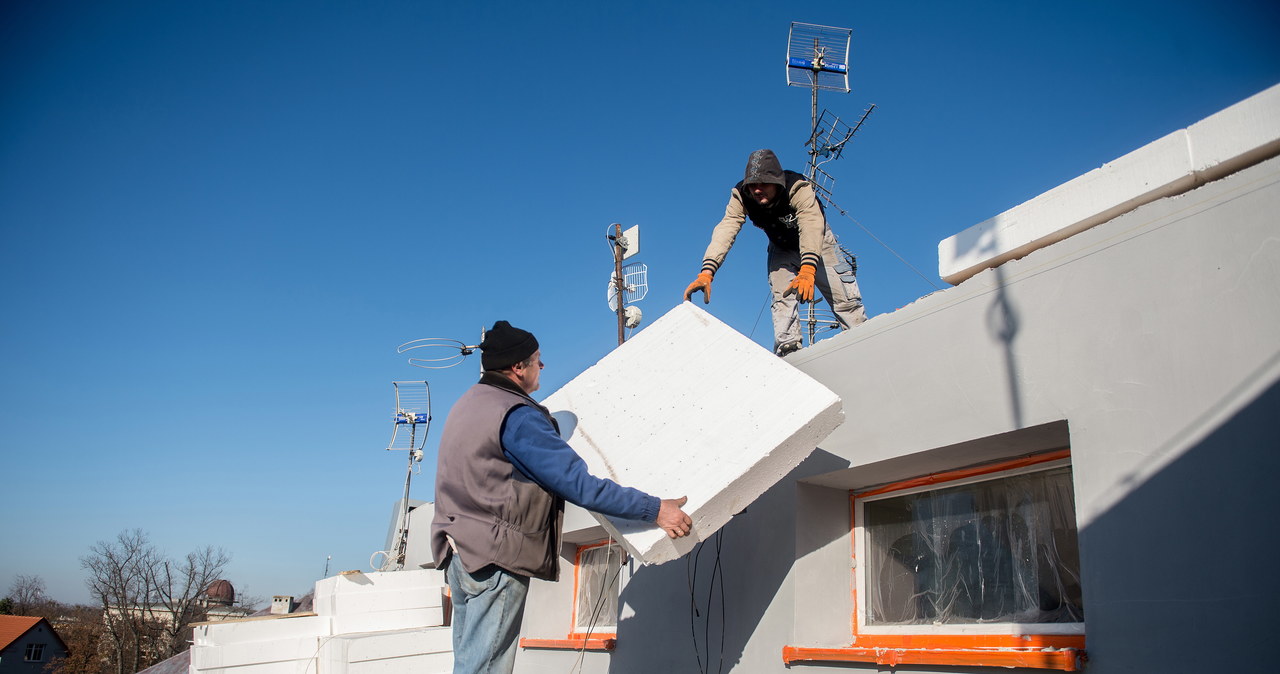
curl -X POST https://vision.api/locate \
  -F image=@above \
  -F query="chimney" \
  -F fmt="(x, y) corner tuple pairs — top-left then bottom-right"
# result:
(270, 595), (296, 615)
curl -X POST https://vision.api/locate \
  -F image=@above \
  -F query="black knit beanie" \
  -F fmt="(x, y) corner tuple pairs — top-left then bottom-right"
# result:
(743, 149), (785, 186)
(480, 320), (539, 371)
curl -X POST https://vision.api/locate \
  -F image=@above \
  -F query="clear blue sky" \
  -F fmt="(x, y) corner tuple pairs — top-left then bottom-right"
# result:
(3, 1), (1277, 606)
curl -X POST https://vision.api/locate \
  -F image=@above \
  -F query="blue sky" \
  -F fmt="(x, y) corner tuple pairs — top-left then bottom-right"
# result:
(2, 1), (1277, 605)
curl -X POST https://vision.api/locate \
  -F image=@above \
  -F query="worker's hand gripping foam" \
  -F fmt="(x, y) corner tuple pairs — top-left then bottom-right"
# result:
(683, 271), (713, 304)
(786, 264), (817, 302)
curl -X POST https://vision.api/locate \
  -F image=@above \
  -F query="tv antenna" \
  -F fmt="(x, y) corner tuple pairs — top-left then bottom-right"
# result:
(373, 381), (431, 572)
(396, 337), (479, 370)
(785, 22), (877, 349)
(786, 22), (876, 194)
(605, 223), (648, 345)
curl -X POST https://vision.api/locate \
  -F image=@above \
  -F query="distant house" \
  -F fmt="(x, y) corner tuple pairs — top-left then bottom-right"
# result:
(0, 616), (69, 674)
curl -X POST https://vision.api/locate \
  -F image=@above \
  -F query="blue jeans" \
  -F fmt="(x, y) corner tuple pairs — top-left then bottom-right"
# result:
(446, 553), (530, 674)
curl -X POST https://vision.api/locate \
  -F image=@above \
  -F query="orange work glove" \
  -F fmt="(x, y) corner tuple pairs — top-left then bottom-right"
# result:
(683, 271), (713, 304)
(786, 264), (817, 302)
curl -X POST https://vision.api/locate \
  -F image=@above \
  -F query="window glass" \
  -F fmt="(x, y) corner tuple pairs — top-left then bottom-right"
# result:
(24, 643), (45, 661)
(863, 465), (1084, 626)
(575, 543), (623, 632)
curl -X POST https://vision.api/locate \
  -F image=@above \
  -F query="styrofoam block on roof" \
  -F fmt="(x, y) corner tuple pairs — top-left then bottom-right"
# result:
(319, 627), (452, 673)
(320, 586), (442, 616)
(331, 607), (446, 635)
(343, 652), (453, 674)
(192, 661), (310, 674)
(1188, 82), (1280, 178)
(313, 569), (444, 617)
(939, 129), (1194, 284)
(541, 303), (843, 565)
(196, 615), (332, 646)
(190, 635), (320, 670)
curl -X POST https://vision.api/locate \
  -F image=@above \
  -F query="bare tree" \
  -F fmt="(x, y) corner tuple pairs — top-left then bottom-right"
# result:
(151, 545), (230, 659)
(80, 529), (230, 674)
(6, 574), (56, 617)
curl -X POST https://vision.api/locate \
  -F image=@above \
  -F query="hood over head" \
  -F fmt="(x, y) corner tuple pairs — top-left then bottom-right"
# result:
(743, 149), (785, 187)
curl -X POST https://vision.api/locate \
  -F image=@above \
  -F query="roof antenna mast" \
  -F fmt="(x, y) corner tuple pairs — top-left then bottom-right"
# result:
(369, 331), (483, 571)
(786, 22), (876, 346)
(605, 223), (647, 345)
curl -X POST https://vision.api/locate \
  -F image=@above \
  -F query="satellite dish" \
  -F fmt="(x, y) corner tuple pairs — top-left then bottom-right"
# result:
(606, 262), (648, 311)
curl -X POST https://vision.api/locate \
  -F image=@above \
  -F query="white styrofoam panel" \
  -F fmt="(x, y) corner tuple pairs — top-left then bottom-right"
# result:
(541, 303), (844, 564)
(343, 626), (453, 661)
(345, 652), (453, 674)
(196, 615), (332, 646)
(193, 662), (311, 674)
(322, 587), (443, 616)
(330, 607), (446, 635)
(190, 635), (320, 670)
(319, 627), (453, 674)
(314, 569), (445, 616)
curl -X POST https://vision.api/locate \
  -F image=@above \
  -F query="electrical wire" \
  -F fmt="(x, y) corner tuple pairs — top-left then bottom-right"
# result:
(748, 291), (771, 342)
(826, 200), (941, 292)
(685, 528), (728, 674)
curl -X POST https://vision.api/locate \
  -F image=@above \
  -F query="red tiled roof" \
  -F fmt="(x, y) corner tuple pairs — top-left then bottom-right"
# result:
(0, 615), (43, 651)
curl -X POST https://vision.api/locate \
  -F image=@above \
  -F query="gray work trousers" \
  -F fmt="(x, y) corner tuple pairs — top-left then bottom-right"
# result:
(766, 228), (866, 354)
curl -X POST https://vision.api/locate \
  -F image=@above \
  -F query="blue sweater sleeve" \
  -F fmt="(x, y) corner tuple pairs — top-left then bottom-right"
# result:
(501, 406), (659, 522)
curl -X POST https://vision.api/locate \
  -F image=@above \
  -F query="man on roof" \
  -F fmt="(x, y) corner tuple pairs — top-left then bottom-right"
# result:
(431, 320), (692, 674)
(683, 148), (866, 354)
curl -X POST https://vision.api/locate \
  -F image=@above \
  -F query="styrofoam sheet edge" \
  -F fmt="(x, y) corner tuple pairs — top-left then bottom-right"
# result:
(593, 399), (844, 564)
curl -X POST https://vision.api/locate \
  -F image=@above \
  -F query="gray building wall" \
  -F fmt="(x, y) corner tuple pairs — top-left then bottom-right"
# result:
(515, 154), (1280, 673)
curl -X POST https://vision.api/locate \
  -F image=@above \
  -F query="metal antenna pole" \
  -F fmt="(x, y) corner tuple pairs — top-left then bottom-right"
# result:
(613, 223), (626, 345)
(809, 39), (820, 179)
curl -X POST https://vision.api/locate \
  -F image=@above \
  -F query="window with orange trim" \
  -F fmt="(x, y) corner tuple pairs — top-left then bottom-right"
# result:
(858, 457), (1084, 631)
(784, 450), (1087, 670)
(520, 539), (624, 653)
(572, 540), (624, 635)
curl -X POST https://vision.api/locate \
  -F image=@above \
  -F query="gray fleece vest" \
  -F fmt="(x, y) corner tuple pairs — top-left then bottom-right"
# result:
(430, 382), (564, 581)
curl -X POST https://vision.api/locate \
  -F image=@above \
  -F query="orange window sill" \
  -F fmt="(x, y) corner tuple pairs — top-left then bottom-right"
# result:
(784, 636), (1085, 671)
(520, 634), (617, 652)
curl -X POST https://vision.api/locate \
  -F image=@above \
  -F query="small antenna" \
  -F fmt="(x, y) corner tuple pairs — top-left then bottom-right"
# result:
(397, 338), (480, 369)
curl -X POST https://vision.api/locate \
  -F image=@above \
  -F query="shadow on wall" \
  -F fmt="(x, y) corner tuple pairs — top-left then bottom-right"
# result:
(609, 450), (850, 673)
(988, 264), (1024, 430)
(1080, 372), (1280, 674)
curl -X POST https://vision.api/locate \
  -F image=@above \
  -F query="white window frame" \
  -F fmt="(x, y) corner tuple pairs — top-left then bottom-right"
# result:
(853, 458), (1085, 637)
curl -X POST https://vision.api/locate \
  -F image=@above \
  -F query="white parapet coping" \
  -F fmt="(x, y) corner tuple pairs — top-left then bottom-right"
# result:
(938, 82), (1280, 285)
(541, 302), (844, 565)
